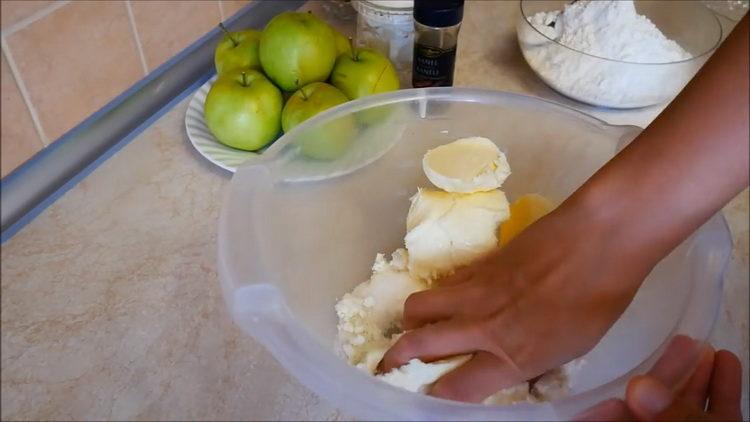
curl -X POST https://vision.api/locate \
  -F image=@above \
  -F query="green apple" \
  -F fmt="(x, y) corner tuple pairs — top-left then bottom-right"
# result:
(330, 48), (400, 100)
(204, 69), (283, 151)
(214, 24), (262, 75)
(281, 82), (348, 132)
(332, 29), (352, 57)
(296, 113), (358, 160)
(259, 12), (337, 92)
(282, 82), (357, 160)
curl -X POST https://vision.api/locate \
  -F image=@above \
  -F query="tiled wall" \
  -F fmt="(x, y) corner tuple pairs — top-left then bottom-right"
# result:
(0, 0), (250, 178)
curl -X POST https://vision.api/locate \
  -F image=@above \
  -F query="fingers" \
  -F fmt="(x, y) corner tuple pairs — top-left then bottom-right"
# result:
(678, 344), (715, 408)
(433, 264), (475, 286)
(626, 375), (707, 421)
(626, 336), (719, 420)
(432, 250), (501, 287)
(647, 335), (705, 389)
(573, 398), (633, 421)
(626, 375), (675, 420)
(429, 351), (525, 403)
(626, 375), (711, 421)
(402, 282), (488, 330)
(707, 350), (742, 420)
(402, 286), (466, 330)
(379, 319), (488, 373)
(625, 344), (743, 422)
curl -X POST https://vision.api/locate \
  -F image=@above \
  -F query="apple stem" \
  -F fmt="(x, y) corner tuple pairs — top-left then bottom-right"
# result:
(300, 88), (309, 100)
(241, 71), (248, 87)
(218, 23), (238, 47)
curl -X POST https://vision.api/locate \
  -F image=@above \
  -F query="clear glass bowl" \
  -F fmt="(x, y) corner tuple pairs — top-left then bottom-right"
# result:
(218, 88), (731, 420)
(517, 1), (723, 109)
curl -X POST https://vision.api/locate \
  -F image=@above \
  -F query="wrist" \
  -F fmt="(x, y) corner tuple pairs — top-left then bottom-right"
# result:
(560, 176), (667, 272)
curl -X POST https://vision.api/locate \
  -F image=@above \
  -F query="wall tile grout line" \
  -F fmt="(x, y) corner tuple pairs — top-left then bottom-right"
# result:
(0, 1), (70, 38)
(218, 1), (226, 21)
(1, 37), (49, 147)
(125, 0), (149, 75)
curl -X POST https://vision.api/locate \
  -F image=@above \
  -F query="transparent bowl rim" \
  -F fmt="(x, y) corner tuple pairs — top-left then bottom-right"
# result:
(518, 0), (723, 66)
(221, 87), (731, 418)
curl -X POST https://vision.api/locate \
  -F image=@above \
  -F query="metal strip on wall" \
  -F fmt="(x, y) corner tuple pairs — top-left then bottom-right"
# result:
(1, 0), (304, 240)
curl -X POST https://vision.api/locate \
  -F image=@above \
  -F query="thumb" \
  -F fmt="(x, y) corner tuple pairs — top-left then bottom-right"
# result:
(626, 375), (707, 421)
(626, 376), (673, 420)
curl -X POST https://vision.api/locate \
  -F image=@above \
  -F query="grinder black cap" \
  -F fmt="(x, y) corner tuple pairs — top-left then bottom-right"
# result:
(414, 0), (465, 27)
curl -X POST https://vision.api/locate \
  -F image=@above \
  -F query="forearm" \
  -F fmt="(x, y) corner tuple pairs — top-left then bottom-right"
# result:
(567, 15), (749, 267)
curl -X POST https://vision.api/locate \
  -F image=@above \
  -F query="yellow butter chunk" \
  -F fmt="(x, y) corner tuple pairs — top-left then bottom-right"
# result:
(499, 193), (555, 247)
(422, 137), (511, 193)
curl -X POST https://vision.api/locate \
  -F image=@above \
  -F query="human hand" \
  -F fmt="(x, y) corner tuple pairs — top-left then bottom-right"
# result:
(377, 12), (750, 407)
(575, 335), (743, 421)
(379, 200), (662, 402)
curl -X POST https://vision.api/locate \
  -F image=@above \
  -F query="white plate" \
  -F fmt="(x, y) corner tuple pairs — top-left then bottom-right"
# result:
(185, 75), (262, 172)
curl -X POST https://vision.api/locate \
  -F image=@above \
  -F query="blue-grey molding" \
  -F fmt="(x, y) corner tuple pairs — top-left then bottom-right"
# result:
(1, 0), (305, 241)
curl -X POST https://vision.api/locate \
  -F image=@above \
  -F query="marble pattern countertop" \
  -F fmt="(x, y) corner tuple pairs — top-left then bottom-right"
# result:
(1, 1), (747, 420)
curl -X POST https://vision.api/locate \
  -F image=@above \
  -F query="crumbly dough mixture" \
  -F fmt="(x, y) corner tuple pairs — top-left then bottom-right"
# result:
(335, 137), (576, 403)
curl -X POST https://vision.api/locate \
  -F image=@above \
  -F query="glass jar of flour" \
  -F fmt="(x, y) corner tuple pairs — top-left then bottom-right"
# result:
(351, 0), (414, 87)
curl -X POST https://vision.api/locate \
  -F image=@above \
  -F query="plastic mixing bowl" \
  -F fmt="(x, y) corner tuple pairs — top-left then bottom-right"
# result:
(218, 88), (731, 420)
(517, 0), (722, 108)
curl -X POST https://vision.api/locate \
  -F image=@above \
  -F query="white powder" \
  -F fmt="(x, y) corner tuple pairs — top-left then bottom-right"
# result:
(534, 1), (690, 63)
(518, 0), (697, 108)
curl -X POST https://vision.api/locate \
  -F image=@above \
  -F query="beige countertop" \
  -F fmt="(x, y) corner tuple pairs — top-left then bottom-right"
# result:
(1, 2), (747, 420)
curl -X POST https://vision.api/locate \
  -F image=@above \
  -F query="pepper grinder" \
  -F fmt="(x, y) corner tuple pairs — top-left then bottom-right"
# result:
(411, 0), (465, 88)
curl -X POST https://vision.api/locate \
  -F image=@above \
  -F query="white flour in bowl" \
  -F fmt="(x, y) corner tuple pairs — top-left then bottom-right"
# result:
(531, 0), (690, 63)
(518, 0), (695, 108)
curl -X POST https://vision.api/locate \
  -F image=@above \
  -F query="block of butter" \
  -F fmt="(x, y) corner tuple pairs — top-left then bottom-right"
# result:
(423, 137), (511, 193)
(405, 189), (510, 281)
